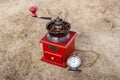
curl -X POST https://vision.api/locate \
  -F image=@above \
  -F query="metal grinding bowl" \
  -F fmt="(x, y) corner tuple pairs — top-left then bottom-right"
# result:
(46, 19), (71, 42)
(46, 19), (71, 38)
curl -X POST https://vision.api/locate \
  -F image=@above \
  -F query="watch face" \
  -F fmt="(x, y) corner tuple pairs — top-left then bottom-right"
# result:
(67, 56), (81, 68)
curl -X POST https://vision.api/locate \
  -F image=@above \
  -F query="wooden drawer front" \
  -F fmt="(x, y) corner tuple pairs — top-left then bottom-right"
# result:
(44, 52), (62, 63)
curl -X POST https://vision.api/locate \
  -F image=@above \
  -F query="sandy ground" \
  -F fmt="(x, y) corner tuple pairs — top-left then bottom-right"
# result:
(0, 0), (120, 80)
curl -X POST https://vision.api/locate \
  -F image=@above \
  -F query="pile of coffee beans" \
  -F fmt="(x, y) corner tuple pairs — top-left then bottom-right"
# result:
(48, 22), (70, 34)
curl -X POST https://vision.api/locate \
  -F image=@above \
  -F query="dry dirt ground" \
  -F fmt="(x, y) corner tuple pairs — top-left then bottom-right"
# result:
(0, 0), (120, 80)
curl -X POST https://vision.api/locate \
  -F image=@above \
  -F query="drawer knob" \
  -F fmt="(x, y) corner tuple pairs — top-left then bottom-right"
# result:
(51, 57), (55, 60)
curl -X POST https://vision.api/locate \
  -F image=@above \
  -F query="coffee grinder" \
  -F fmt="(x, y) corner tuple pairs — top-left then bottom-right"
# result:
(29, 6), (79, 68)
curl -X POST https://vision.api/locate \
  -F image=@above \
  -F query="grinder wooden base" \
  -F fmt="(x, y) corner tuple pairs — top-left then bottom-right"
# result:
(40, 31), (77, 68)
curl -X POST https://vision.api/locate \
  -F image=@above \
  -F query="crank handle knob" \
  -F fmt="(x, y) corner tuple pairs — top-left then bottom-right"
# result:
(29, 6), (38, 17)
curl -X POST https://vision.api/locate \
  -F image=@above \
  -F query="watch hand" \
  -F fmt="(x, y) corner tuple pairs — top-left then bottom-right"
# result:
(73, 57), (75, 63)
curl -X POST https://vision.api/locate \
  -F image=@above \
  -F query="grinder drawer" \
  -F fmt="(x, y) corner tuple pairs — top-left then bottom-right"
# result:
(44, 52), (62, 63)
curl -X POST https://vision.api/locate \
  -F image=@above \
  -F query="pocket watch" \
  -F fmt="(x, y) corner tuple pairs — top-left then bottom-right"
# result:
(67, 52), (81, 71)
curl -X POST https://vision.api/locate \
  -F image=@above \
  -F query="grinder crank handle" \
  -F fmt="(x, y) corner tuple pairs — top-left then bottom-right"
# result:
(29, 6), (55, 21)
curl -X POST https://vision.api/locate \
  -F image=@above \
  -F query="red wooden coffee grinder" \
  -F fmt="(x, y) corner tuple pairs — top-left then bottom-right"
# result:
(29, 6), (77, 68)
